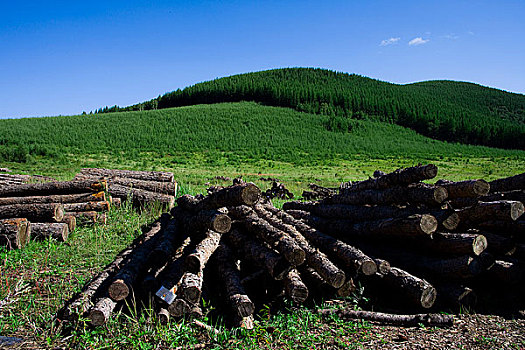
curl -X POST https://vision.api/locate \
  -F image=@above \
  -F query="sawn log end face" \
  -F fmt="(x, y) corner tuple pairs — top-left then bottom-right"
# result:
(419, 214), (438, 235)
(473, 180), (490, 196)
(360, 260), (378, 276)
(330, 271), (347, 289)
(241, 183), (261, 206)
(108, 279), (130, 301)
(421, 286), (437, 309)
(212, 214), (232, 233)
(433, 187), (449, 204)
(510, 201), (524, 221)
(472, 235), (488, 256)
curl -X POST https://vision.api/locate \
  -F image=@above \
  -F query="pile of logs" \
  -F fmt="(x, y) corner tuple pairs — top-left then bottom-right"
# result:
(0, 173), (56, 190)
(75, 168), (177, 209)
(302, 183), (338, 200)
(284, 165), (524, 311)
(0, 179), (109, 249)
(263, 182), (294, 200)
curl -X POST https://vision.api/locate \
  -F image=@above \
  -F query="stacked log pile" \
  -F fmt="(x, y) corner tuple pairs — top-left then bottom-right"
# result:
(0, 180), (108, 249)
(0, 173), (56, 189)
(283, 165), (524, 311)
(263, 181), (294, 200)
(74, 168), (177, 209)
(302, 183), (338, 200)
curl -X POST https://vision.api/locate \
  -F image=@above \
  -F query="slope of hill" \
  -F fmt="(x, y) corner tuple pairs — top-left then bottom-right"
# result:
(1, 102), (523, 166)
(102, 68), (525, 150)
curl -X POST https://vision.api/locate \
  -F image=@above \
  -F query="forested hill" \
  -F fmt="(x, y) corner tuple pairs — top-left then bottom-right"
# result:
(98, 68), (525, 149)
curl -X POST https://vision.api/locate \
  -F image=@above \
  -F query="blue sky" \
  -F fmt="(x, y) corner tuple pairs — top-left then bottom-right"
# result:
(0, 0), (523, 118)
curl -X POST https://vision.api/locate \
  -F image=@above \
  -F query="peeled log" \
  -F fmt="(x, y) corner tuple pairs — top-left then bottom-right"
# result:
(229, 205), (305, 266)
(0, 218), (30, 249)
(0, 192), (106, 206)
(489, 172), (525, 193)
(340, 164), (438, 192)
(108, 184), (175, 208)
(0, 203), (64, 222)
(435, 179), (490, 199)
(283, 270), (308, 304)
(177, 183), (261, 213)
(185, 230), (222, 273)
(457, 200), (524, 223)
(78, 167), (174, 183)
(30, 223), (69, 241)
(60, 215), (76, 232)
(264, 205), (376, 276)
(254, 204), (346, 288)
(226, 228), (291, 280)
(66, 211), (106, 225)
(214, 244), (255, 317)
(63, 201), (110, 213)
(317, 309), (454, 327)
(0, 180), (106, 197)
(88, 297), (118, 326)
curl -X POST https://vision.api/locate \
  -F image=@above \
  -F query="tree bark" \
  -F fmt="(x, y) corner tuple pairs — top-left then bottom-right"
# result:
(180, 272), (203, 305)
(0, 203), (64, 222)
(78, 167), (174, 183)
(264, 205), (377, 276)
(0, 218), (30, 249)
(456, 200), (524, 223)
(0, 180), (106, 197)
(176, 183), (261, 212)
(317, 309), (454, 327)
(283, 270), (308, 304)
(478, 230), (516, 256)
(228, 205), (305, 266)
(418, 232), (488, 256)
(226, 228), (291, 280)
(108, 184), (175, 208)
(30, 223), (69, 241)
(476, 220), (525, 236)
(340, 164), (438, 193)
(489, 172), (525, 193)
(66, 211), (106, 225)
(185, 230), (222, 273)
(254, 204), (346, 288)
(175, 207), (231, 234)
(147, 218), (182, 269)
(88, 297), (118, 326)
(76, 175), (178, 196)
(232, 314), (255, 329)
(62, 201), (110, 213)
(0, 192), (106, 206)
(435, 179), (490, 199)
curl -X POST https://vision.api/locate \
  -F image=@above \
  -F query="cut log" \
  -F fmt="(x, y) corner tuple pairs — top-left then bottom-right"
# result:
(108, 184), (175, 208)
(62, 201), (110, 213)
(317, 309), (454, 327)
(88, 297), (118, 326)
(214, 244), (255, 317)
(228, 205), (305, 266)
(476, 220), (525, 237)
(233, 314), (255, 329)
(283, 270), (308, 304)
(60, 215), (76, 232)
(56, 219), (164, 322)
(30, 223), (69, 242)
(254, 204), (346, 288)
(478, 231), (516, 256)
(226, 228), (291, 280)
(298, 267), (356, 298)
(180, 272), (203, 305)
(484, 260), (523, 284)
(168, 298), (190, 317)
(340, 164), (438, 192)
(435, 179), (490, 199)
(184, 230), (222, 273)
(0, 180), (106, 197)
(373, 258), (391, 275)
(0, 203), (64, 222)
(489, 172), (525, 193)
(78, 168), (174, 183)
(76, 175), (178, 196)
(111, 197), (122, 208)
(158, 307), (170, 325)
(177, 183), (260, 212)
(420, 232), (488, 256)
(0, 192), (106, 206)
(147, 219), (182, 268)
(264, 205), (377, 276)
(0, 218), (30, 249)
(175, 208), (231, 234)
(435, 284), (477, 309)
(456, 200), (524, 223)
(66, 211), (106, 225)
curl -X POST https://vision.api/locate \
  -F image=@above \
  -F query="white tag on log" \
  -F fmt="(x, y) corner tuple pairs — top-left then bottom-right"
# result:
(156, 286), (176, 305)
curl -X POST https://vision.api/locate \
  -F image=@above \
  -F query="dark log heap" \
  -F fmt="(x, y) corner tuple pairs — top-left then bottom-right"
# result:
(55, 165), (524, 330)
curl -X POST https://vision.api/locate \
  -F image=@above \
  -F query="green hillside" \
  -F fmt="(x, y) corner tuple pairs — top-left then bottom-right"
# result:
(1, 102), (523, 167)
(102, 68), (525, 150)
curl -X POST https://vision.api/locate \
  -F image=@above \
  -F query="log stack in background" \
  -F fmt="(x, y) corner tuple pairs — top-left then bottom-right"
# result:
(74, 168), (177, 209)
(0, 179), (109, 249)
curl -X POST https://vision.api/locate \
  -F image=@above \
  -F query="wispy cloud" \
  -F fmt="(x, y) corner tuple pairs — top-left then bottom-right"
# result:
(380, 37), (400, 46)
(443, 33), (459, 40)
(467, 31), (475, 35)
(408, 37), (430, 46)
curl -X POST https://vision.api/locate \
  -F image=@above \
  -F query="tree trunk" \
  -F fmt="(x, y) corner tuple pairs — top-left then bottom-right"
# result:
(418, 232), (488, 256)
(180, 272), (203, 305)
(175, 207), (231, 234)
(340, 164), (438, 193)
(317, 309), (454, 327)
(254, 204), (346, 288)
(30, 223), (69, 241)
(0, 218), (30, 249)
(88, 297), (118, 326)
(226, 228), (291, 280)
(184, 230), (222, 273)
(283, 270), (308, 304)
(62, 201), (110, 213)
(435, 179), (490, 198)
(176, 183), (261, 212)
(66, 211), (106, 225)
(228, 205), (305, 266)
(264, 204), (377, 276)
(108, 184), (175, 208)
(489, 172), (525, 193)
(60, 215), (76, 232)
(78, 167), (174, 183)
(0, 203), (64, 222)
(0, 180), (106, 197)
(0, 192), (106, 206)
(214, 244), (255, 317)
(147, 218), (182, 269)
(457, 200), (524, 223)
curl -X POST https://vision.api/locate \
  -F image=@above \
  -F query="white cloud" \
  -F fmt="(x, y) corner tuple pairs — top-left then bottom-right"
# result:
(468, 31), (475, 35)
(408, 37), (430, 46)
(443, 34), (459, 40)
(380, 37), (400, 46)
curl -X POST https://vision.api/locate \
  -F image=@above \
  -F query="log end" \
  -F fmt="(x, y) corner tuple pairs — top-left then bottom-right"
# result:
(168, 298), (190, 317)
(336, 279), (356, 297)
(472, 235), (488, 256)
(420, 214), (438, 235)
(62, 215), (76, 232)
(434, 187), (449, 204)
(441, 212), (460, 231)
(108, 279), (129, 301)
(183, 287), (201, 305)
(289, 248), (306, 267)
(329, 271), (347, 289)
(232, 294), (255, 317)
(211, 214), (232, 233)
(421, 286), (437, 309)
(473, 180), (490, 197)
(241, 183), (261, 206)
(360, 259), (378, 276)
(510, 201), (524, 221)
(89, 310), (108, 327)
(424, 164), (439, 179)
(158, 308), (170, 325)
(53, 204), (65, 222)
